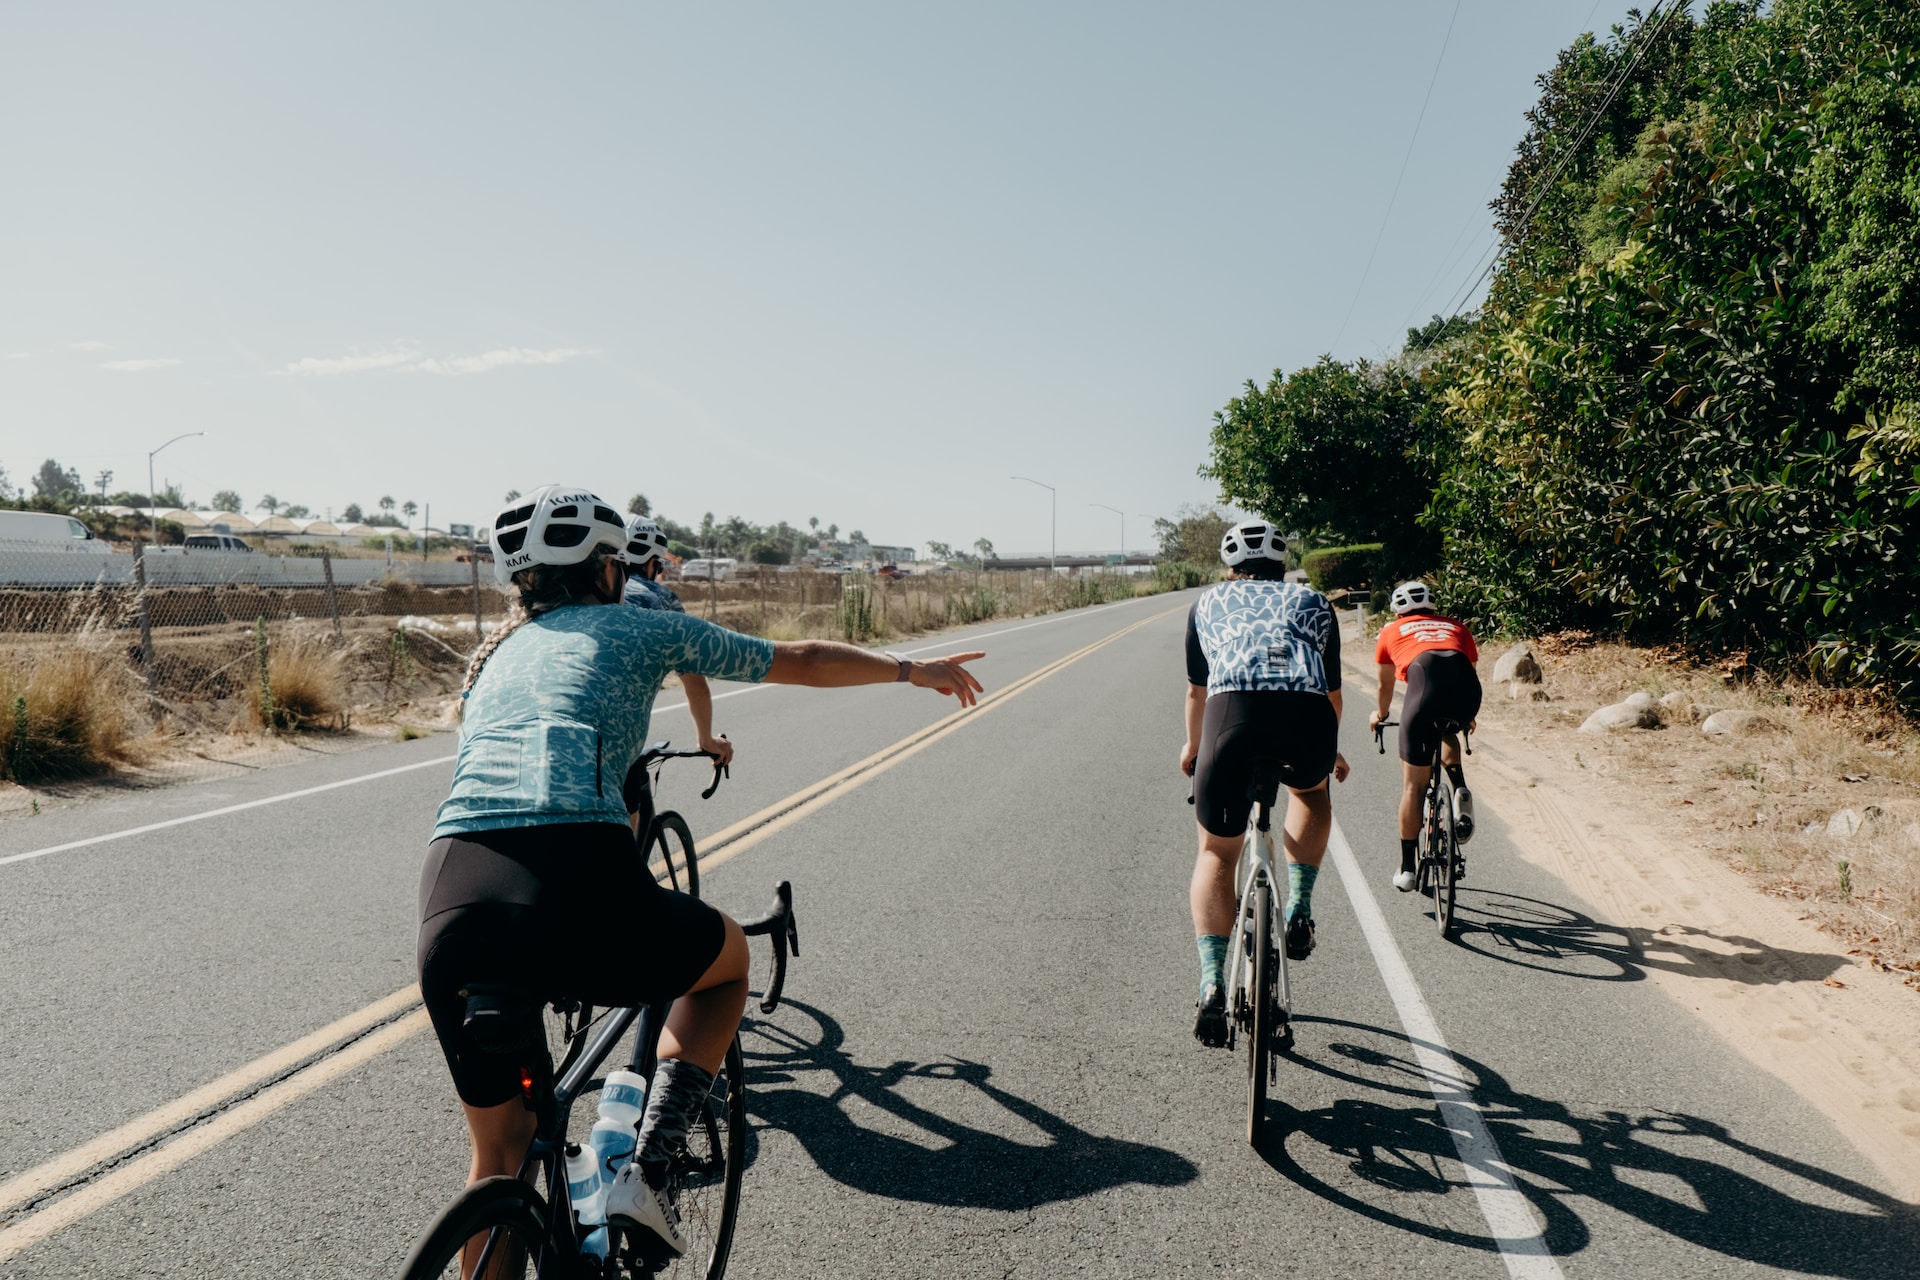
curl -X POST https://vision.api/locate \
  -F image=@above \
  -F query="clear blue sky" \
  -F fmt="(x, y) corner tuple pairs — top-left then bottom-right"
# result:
(2, 1), (1626, 555)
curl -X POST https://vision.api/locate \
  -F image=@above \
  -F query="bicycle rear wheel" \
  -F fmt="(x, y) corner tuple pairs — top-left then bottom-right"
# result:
(1246, 875), (1273, 1146)
(396, 1175), (554, 1280)
(621, 1036), (746, 1279)
(648, 811), (700, 899)
(1431, 777), (1457, 937)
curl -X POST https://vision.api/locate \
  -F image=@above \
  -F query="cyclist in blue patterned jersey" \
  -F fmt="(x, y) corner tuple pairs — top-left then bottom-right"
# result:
(419, 485), (985, 1256)
(1180, 519), (1348, 1047)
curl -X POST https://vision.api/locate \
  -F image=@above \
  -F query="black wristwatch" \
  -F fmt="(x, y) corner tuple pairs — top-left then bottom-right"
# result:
(885, 652), (911, 682)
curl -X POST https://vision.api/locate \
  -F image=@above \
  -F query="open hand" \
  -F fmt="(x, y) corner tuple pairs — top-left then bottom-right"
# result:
(911, 651), (986, 708)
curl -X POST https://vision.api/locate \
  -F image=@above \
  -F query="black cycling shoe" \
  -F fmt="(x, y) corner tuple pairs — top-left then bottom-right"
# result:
(1285, 915), (1316, 961)
(1193, 983), (1229, 1047)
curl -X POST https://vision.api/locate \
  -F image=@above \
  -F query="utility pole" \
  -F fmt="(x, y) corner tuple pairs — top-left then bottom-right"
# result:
(1011, 476), (1056, 572)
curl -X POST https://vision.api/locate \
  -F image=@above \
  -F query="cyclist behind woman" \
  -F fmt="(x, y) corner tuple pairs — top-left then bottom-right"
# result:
(617, 514), (730, 835)
(418, 486), (984, 1255)
(1368, 580), (1482, 892)
(1181, 520), (1348, 1048)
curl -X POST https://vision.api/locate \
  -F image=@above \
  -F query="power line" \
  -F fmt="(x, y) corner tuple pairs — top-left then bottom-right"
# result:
(1329, 0), (1464, 353)
(1421, 0), (1688, 341)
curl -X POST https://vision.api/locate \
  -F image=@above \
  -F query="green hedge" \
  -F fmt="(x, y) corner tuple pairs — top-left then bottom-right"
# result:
(1302, 544), (1381, 593)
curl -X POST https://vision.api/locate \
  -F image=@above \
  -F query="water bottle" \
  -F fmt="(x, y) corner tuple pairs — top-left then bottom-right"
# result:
(563, 1143), (610, 1259)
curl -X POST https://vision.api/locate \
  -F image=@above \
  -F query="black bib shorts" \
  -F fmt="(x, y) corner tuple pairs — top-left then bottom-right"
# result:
(1398, 649), (1483, 766)
(416, 821), (725, 1107)
(1192, 690), (1340, 839)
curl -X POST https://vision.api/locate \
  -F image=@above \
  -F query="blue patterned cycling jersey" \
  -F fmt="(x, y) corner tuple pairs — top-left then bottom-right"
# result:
(1185, 580), (1342, 697)
(434, 604), (774, 837)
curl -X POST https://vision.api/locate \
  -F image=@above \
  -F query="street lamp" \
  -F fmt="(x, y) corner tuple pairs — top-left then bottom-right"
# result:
(1090, 503), (1125, 561)
(147, 431), (206, 545)
(1010, 476), (1055, 571)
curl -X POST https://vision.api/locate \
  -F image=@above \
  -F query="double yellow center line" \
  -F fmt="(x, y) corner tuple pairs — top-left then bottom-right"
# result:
(0, 603), (1178, 1263)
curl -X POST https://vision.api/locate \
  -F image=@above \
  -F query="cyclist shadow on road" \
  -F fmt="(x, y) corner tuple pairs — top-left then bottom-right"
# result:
(1257, 1015), (1920, 1277)
(736, 998), (1197, 1209)
(1443, 888), (1848, 987)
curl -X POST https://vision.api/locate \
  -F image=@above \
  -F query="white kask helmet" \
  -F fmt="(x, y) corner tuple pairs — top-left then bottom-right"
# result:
(1390, 580), (1435, 614)
(620, 514), (671, 567)
(1219, 519), (1289, 568)
(490, 485), (629, 586)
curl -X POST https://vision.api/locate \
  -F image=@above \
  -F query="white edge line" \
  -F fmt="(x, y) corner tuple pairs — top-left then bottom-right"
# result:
(1326, 819), (1568, 1280)
(0, 755), (455, 869)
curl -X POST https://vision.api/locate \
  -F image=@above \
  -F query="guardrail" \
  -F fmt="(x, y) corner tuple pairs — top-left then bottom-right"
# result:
(0, 543), (478, 588)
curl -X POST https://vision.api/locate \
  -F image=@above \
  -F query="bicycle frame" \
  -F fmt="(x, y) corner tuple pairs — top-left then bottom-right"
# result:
(1222, 799), (1291, 1033)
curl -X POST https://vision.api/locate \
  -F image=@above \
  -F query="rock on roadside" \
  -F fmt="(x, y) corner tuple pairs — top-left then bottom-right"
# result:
(1493, 644), (1542, 685)
(1701, 709), (1780, 737)
(1580, 701), (1662, 732)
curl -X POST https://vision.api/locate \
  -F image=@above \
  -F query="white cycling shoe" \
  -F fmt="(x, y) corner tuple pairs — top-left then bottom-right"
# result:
(605, 1164), (687, 1257)
(1392, 868), (1417, 893)
(1453, 788), (1476, 842)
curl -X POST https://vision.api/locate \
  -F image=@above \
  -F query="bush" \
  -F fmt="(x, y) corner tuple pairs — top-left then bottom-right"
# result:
(1154, 561), (1217, 591)
(250, 626), (348, 731)
(1302, 544), (1382, 593)
(0, 645), (140, 782)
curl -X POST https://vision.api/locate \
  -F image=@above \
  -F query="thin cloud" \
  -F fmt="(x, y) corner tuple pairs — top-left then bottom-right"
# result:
(68, 340), (108, 351)
(100, 357), (183, 372)
(412, 347), (593, 375)
(274, 348), (421, 377)
(5, 352), (28, 360)
(272, 344), (594, 377)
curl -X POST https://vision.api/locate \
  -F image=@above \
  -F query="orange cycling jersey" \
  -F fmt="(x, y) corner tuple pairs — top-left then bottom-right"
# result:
(1374, 612), (1478, 681)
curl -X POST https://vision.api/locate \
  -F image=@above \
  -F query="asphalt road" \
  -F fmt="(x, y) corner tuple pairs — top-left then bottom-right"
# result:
(2, 589), (1915, 1277)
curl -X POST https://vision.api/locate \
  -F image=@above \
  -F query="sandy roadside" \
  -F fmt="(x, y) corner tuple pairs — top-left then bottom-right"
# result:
(1340, 622), (1920, 1202)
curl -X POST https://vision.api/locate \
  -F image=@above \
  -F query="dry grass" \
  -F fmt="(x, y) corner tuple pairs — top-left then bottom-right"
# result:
(0, 637), (145, 782)
(1474, 633), (1920, 984)
(248, 629), (350, 732)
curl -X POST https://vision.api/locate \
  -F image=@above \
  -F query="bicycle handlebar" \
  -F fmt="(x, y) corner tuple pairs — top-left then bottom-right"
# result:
(738, 880), (799, 1014)
(638, 740), (731, 799)
(1372, 719), (1398, 754)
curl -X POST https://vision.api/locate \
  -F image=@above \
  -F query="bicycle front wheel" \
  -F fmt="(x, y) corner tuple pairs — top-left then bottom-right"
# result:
(1431, 779), (1457, 937)
(1246, 876), (1273, 1146)
(649, 811), (701, 899)
(622, 1035), (747, 1279)
(396, 1175), (553, 1280)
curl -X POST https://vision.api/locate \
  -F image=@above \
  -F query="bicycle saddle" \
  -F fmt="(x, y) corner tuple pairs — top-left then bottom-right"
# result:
(1244, 756), (1286, 808)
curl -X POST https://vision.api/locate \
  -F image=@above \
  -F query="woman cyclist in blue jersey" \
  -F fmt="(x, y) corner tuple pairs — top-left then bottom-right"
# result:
(418, 485), (984, 1256)
(1180, 520), (1348, 1047)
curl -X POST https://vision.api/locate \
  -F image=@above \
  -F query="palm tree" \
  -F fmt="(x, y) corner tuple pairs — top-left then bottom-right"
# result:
(503, 489), (521, 503)
(379, 495), (396, 516)
(401, 500), (418, 527)
(257, 494), (281, 515)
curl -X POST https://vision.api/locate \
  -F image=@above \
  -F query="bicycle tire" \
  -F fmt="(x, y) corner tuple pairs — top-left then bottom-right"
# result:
(1246, 875), (1273, 1146)
(396, 1175), (555, 1280)
(623, 1035), (747, 1279)
(649, 811), (700, 900)
(1431, 775), (1457, 937)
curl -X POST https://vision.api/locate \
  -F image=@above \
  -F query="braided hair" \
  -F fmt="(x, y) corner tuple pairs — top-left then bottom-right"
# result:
(460, 545), (619, 699)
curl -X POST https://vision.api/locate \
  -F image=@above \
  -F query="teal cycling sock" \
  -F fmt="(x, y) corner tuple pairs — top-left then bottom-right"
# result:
(1286, 863), (1319, 922)
(1196, 934), (1229, 991)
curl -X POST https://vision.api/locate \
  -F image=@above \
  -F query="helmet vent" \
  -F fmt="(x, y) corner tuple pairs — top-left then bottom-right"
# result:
(594, 505), (622, 526)
(497, 504), (535, 529)
(543, 523), (590, 548)
(495, 527), (528, 554)
(549, 504), (579, 519)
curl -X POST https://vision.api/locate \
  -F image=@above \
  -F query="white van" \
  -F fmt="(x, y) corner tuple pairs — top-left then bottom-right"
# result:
(678, 557), (738, 582)
(0, 510), (112, 553)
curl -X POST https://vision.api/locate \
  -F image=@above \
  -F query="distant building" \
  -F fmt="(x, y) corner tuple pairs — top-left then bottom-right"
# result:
(869, 544), (916, 564)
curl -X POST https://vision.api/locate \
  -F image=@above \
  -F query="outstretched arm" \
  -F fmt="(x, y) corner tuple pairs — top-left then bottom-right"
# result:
(766, 641), (985, 707)
(679, 673), (733, 767)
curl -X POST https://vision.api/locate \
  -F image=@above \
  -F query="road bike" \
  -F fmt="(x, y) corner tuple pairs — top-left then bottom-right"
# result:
(396, 747), (800, 1280)
(1374, 717), (1471, 937)
(1195, 760), (1294, 1145)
